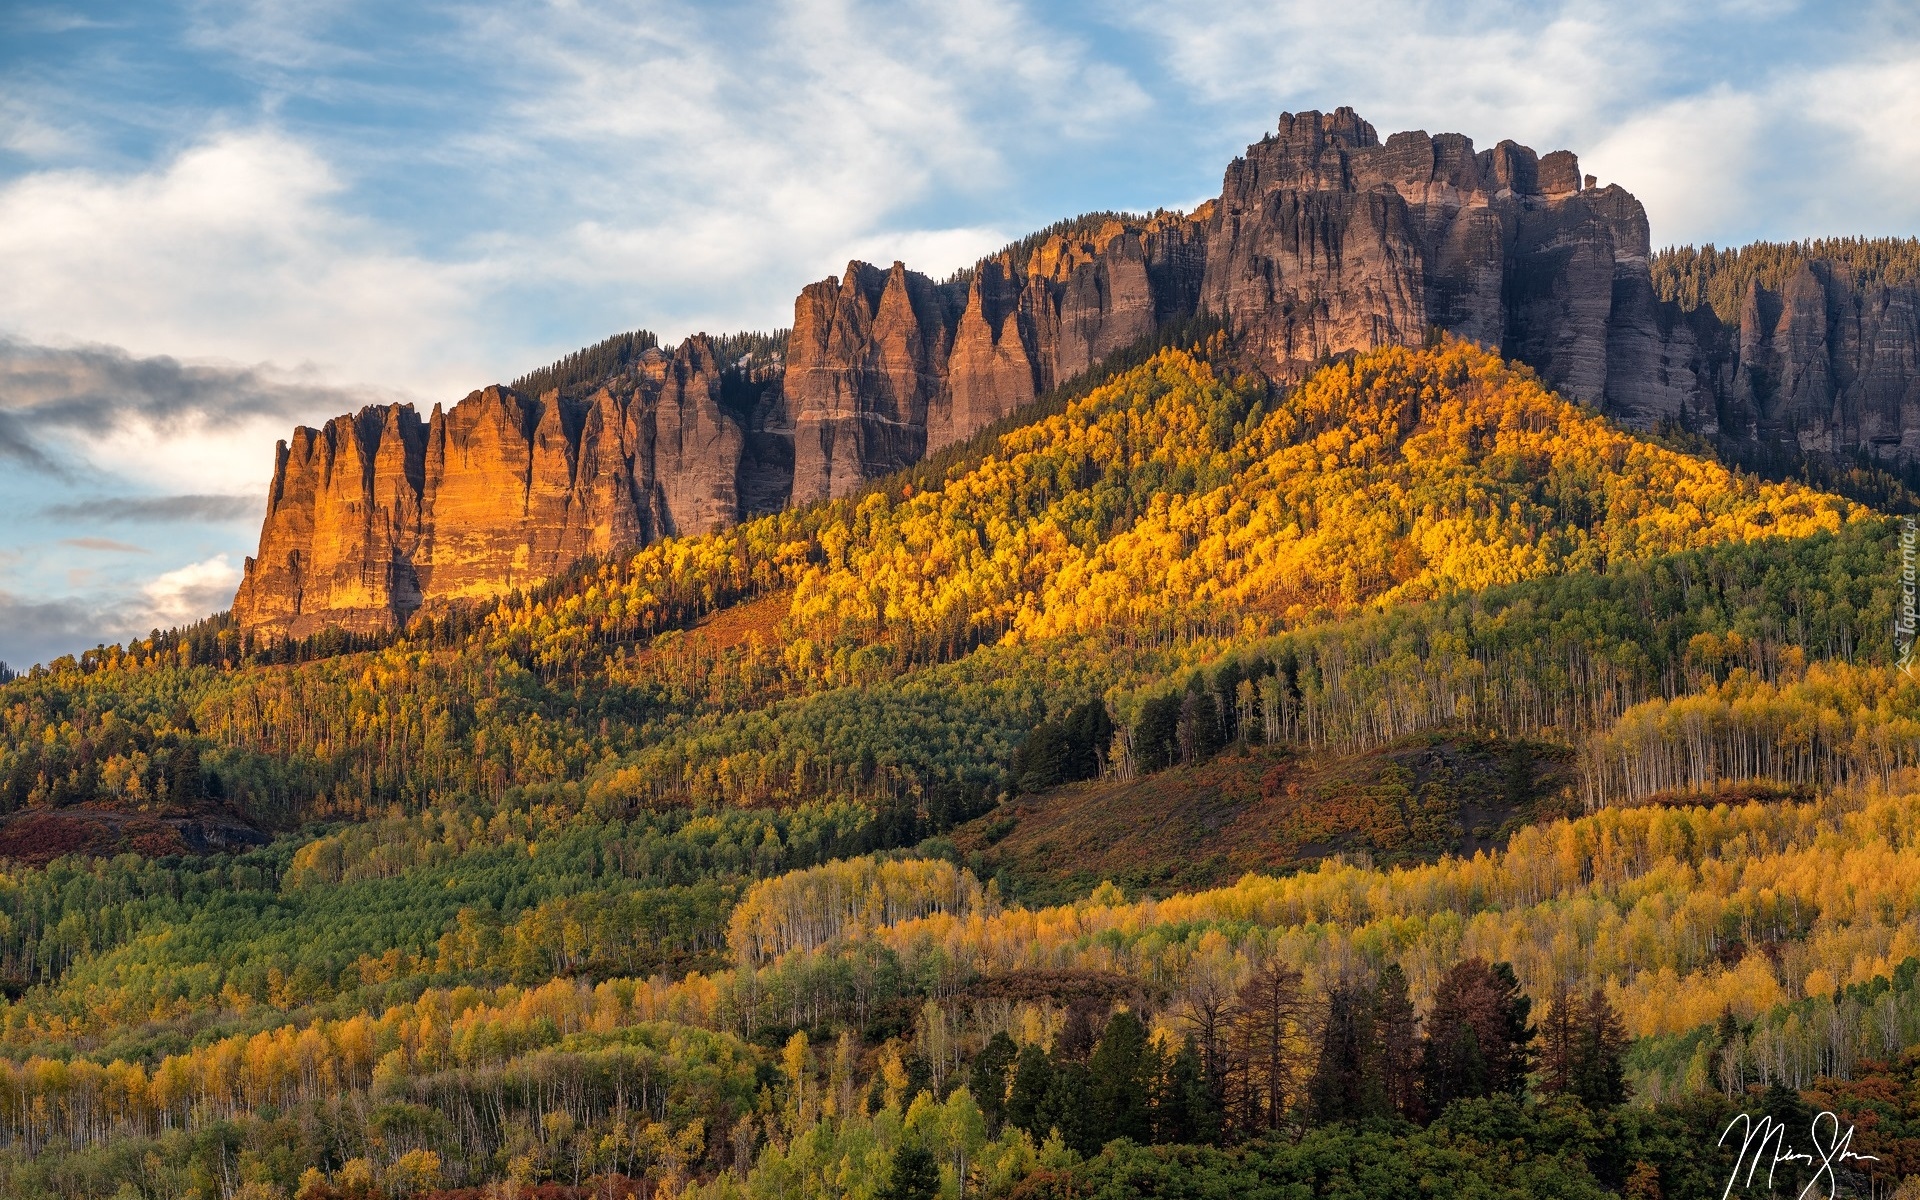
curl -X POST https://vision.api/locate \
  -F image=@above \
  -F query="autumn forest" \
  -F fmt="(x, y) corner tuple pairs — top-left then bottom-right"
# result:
(6, 328), (1920, 1200)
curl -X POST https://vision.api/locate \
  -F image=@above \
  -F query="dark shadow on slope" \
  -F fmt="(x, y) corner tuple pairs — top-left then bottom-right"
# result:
(953, 732), (1579, 907)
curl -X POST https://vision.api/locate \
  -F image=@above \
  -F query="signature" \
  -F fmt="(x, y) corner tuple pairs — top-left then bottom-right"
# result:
(1720, 1110), (1879, 1200)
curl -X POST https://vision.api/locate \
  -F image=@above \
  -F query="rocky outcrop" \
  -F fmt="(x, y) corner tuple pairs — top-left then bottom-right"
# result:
(1714, 264), (1920, 458)
(233, 338), (743, 638)
(236, 108), (1920, 637)
(783, 261), (952, 504)
(781, 213), (1206, 502)
(1195, 108), (1658, 411)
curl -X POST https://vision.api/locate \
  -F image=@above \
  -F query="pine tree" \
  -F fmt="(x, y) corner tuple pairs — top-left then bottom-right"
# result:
(1231, 957), (1303, 1131)
(1042, 1059), (1098, 1156)
(1006, 1044), (1053, 1139)
(1375, 963), (1421, 1121)
(1156, 1037), (1219, 1145)
(1570, 988), (1630, 1110)
(1420, 958), (1535, 1113)
(880, 1143), (940, 1200)
(1308, 979), (1378, 1123)
(1087, 1010), (1156, 1145)
(970, 1032), (1018, 1130)
(1540, 982), (1580, 1098)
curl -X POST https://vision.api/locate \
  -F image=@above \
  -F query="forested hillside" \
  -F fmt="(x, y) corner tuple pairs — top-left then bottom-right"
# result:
(2, 335), (1915, 1200)
(1651, 236), (1920, 324)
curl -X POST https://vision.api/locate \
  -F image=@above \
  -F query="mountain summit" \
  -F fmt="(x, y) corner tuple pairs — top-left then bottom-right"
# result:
(231, 107), (1920, 640)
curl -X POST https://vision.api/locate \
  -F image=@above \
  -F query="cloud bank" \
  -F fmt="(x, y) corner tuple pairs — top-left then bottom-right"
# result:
(0, 335), (382, 668)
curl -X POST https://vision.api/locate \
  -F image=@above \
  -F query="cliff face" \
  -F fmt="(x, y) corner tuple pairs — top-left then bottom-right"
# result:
(233, 339), (741, 638)
(236, 108), (1920, 637)
(1712, 264), (1920, 457)
(1195, 108), (1665, 417)
(780, 212), (1205, 502)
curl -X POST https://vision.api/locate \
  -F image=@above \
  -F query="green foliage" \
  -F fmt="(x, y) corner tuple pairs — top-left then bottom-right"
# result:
(878, 1142), (939, 1200)
(510, 327), (661, 398)
(0, 335), (1914, 1199)
(1117, 520), (1896, 798)
(1022, 1105), (1616, 1200)
(1651, 236), (1920, 324)
(1011, 700), (1111, 793)
(0, 801), (875, 1050)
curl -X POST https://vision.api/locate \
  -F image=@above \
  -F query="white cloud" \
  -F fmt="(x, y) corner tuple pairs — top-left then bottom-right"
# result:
(1124, 0), (1920, 247)
(1581, 45), (1920, 245)
(1798, 48), (1920, 234)
(1130, 0), (1651, 145)
(1582, 89), (1770, 246)
(0, 130), (491, 396)
(840, 225), (1018, 283)
(142, 554), (241, 627)
(451, 0), (1150, 325)
(183, 0), (377, 73)
(0, 554), (244, 667)
(0, 1), (1158, 406)
(0, 88), (85, 158)
(0, 335), (408, 492)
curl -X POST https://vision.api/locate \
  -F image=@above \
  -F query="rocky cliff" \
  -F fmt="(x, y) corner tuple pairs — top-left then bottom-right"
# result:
(1195, 108), (1693, 424)
(234, 108), (1920, 637)
(780, 212), (1204, 502)
(233, 338), (741, 638)
(1648, 258), (1920, 458)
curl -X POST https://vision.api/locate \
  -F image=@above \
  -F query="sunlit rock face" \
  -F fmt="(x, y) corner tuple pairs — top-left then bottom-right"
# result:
(232, 338), (741, 639)
(234, 108), (1920, 637)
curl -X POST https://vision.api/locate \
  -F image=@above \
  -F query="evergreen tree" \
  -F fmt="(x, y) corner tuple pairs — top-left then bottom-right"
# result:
(1180, 687), (1224, 764)
(1134, 694), (1182, 771)
(1158, 1037), (1221, 1145)
(1308, 979), (1379, 1124)
(1420, 958), (1535, 1113)
(1012, 721), (1071, 792)
(1062, 700), (1114, 779)
(1540, 982), (1580, 1098)
(903, 1052), (933, 1103)
(1087, 1010), (1156, 1145)
(1490, 962), (1536, 1091)
(1213, 661), (1246, 741)
(879, 1143), (940, 1200)
(1375, 963), (1422, 1120)
(970, 1031), (1018, 1130)
(1570, 988), (1630, 1110)
(1012, 700), (1112, 792)
(1541, 986), (1631, 1110)
(1041, 1059), (1098, 1156)
(1006, 1044), (1053, 1139)
(1231, 957), (1304, 1131)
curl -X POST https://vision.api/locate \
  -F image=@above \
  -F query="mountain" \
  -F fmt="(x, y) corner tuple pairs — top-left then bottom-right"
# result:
(230, 107), (1920, 640)
(5, 328), (1918, 1197)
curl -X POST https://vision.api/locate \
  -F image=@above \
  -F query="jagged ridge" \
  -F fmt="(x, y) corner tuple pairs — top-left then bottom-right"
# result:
(233, 106), (1920, 640)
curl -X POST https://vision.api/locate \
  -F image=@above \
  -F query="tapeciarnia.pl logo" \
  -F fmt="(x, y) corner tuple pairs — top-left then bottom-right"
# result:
(1899, 516), (1917, 676)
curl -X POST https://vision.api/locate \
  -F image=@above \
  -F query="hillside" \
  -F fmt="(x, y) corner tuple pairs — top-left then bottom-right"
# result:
(229, 108), (1920, 640)
(3, 337), (1917, 1198)
(954, 733), (1580, 905)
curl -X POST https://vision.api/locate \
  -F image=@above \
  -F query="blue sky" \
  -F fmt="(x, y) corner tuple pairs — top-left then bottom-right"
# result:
(3, 0), (1918, 667)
